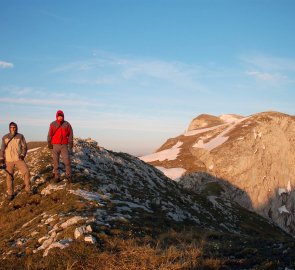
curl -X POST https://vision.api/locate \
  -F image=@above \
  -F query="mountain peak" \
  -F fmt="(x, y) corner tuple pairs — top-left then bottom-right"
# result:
(141, 111), (295, 236)
(187, 114), (224, 131)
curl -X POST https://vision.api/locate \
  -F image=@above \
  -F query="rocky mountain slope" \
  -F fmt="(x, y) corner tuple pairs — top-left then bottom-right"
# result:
(0, 138), (294, 269)
(140, 111), (295, 236)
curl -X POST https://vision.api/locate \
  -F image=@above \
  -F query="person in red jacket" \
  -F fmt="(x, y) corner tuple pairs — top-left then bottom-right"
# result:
(47, 110), (73, 182)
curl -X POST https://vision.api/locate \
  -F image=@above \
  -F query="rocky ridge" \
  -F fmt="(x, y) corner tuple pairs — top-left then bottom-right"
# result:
(0, 137), (294, 269)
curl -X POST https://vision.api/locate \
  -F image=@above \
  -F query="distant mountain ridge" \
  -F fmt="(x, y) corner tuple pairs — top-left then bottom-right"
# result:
(140, 111), (295, 235)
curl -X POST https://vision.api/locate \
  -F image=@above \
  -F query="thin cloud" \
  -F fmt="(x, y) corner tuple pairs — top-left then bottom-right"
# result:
(241, 53), (295, 72)
(0, 61), (14, 69)
(0, 97), (94, 107)
(50, 53), (205, 91)
(246, 71), (287, 83)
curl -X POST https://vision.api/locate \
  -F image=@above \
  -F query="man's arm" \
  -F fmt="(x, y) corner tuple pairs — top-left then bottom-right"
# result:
(47, 123), (54, 149)
(20, 135), (28, 159)
(68, 123), (73, 150)
(0, 136), (6, 162)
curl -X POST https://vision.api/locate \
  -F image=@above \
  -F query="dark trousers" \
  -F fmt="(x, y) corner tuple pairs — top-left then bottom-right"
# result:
(52, 144), (71, 178)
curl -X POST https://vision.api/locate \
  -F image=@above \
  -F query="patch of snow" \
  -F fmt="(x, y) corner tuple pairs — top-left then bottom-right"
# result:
(219, 114), (241, 123)
(278, 205), (290, 214)
(194, 135), (228, 151)
(140, 141), (183, 162)
(193, 117), (248, 151)
(156, 166), (186, 181)
(278, 188), (287, 196)
(184, 124), (227, 137)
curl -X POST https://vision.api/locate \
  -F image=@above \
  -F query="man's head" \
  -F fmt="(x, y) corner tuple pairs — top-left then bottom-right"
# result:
(56, 110), (64, 122)
(9, 122), (18, 135)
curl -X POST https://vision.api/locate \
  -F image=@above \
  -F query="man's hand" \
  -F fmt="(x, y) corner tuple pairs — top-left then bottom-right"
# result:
(48, 142), (53, 149)
(68, 144), (73, 155)
(0, 159), (5, 169)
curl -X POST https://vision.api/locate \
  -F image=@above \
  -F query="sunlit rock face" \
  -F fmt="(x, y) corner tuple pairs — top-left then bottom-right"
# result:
(141, 111), (295, 235)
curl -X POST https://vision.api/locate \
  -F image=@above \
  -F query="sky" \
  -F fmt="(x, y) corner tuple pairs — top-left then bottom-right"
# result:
(1, 0), (295, 156)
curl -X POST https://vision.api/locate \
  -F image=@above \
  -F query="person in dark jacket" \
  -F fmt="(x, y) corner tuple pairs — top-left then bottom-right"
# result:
(47, 110), (73, 182)
(0, 122), (31, 200)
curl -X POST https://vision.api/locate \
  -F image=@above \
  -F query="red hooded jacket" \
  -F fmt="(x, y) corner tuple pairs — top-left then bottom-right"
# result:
(47, 110), (73, 147)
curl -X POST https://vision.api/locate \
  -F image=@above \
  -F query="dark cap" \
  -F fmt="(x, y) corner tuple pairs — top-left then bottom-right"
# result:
(9, 122), (17, 127)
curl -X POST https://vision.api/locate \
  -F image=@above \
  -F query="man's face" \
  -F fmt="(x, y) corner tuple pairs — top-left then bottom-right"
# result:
(10, 126), (17, 134)
(57, 115), (63, 121)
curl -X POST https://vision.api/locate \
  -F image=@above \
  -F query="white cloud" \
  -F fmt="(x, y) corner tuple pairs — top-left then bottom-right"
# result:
(50, 53), (205, 91)
(0, 60), (14, 69)
(241, 54), (295, 72)
(0, 97), (94, 107)
(246, 71), (287, 83)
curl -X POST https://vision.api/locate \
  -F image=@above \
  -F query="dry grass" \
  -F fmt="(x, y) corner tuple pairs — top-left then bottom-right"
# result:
(27, 142), (47, 150)
(37, 236), (222, 270)
(0, 232), (225, 270)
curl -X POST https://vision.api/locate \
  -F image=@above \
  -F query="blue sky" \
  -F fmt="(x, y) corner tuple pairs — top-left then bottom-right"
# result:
(1, 0), (295, 155)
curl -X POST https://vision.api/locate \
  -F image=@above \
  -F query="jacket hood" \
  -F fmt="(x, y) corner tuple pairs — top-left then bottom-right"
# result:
(9, 122), (18, 134)
(56, 110), (64, 120)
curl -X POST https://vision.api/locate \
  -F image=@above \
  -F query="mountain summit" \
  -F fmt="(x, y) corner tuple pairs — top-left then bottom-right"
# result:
(187, 113), (243, 131)
(140, 111), (295, 236)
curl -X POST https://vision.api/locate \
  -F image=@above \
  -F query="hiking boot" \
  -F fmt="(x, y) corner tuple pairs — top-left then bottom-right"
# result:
(6, 194), (14, 201)
(53, 177), (61, 184)
(25, 190), (34, 196)
(53, 173), (61, 183)
(65, 174), (72, 183)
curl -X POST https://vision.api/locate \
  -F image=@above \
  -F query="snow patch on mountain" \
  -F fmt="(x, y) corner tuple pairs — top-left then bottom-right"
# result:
(156, 166), (186, 181)
(184, 124), (227, 137)
(140, 141), (183, 162)
(193, 117), (248, 151)
(278, 205), (290, 214)
(219, 114), (242, 123)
